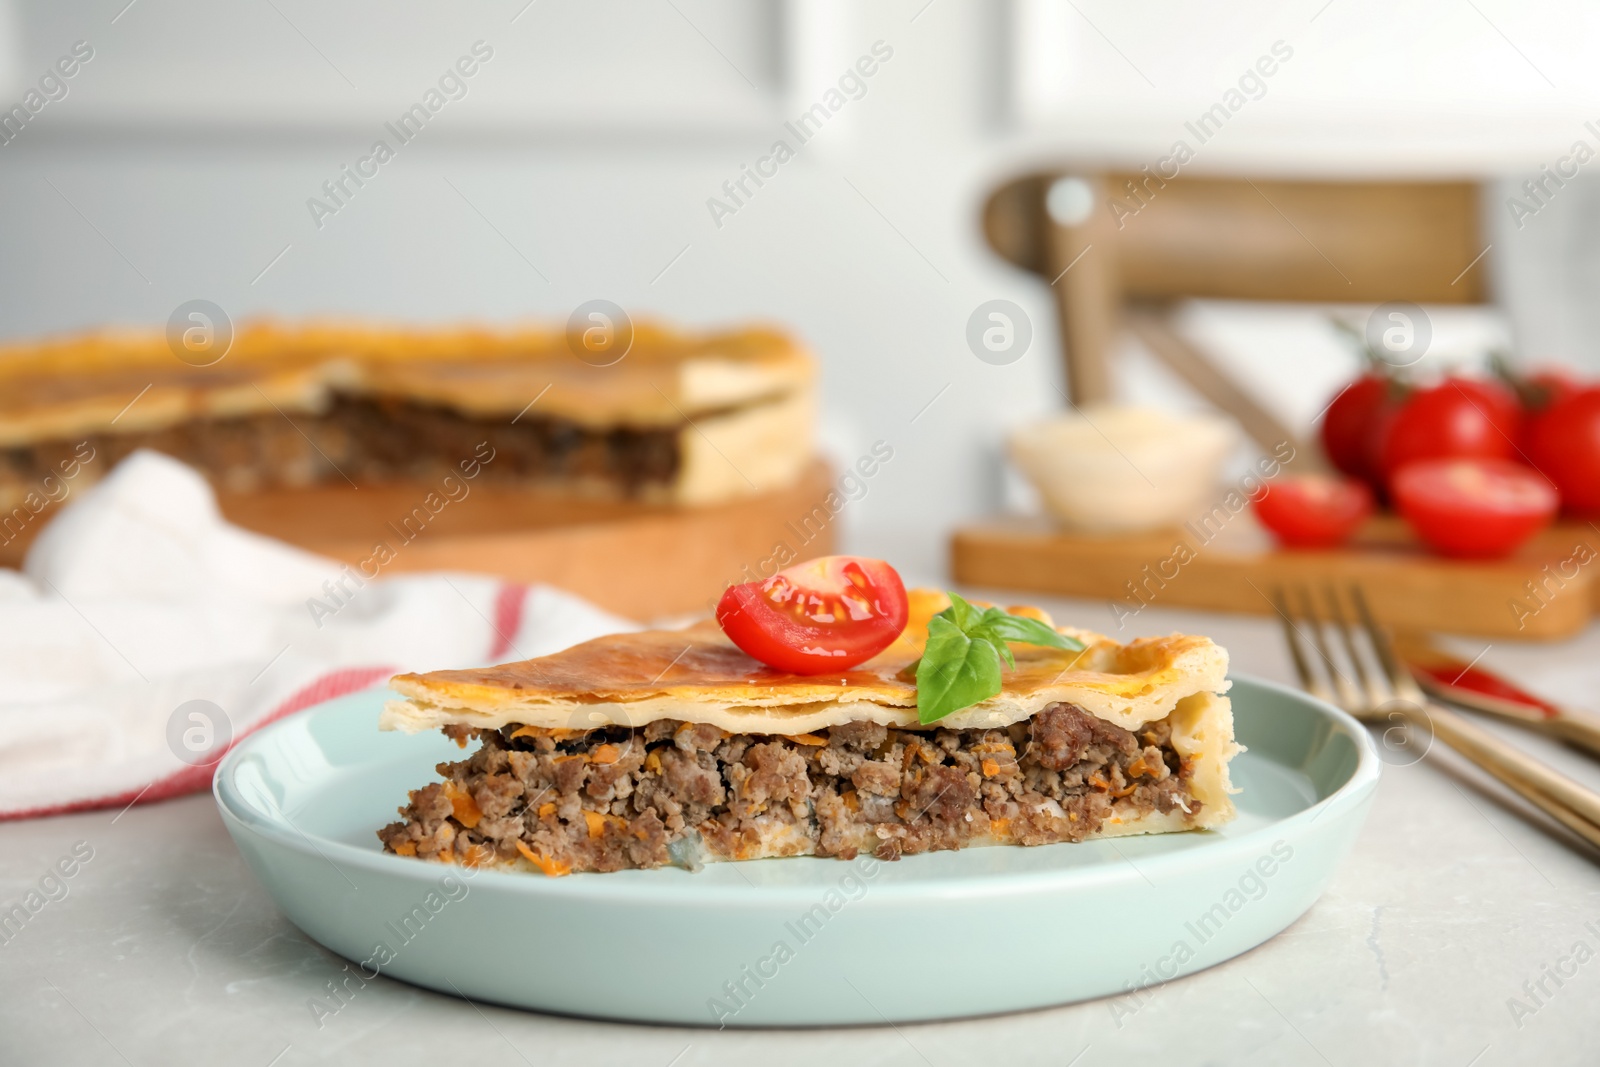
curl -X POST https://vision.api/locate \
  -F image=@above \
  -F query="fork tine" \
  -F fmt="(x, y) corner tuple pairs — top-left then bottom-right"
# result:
(1273, 586), (1331, 704)
(1351, 584), (1426, 704)
(1325, 584), (1384, 710)
(1298, 585), (1362, 711)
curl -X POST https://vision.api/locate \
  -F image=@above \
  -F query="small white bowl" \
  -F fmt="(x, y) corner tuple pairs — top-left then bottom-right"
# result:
(1009, 405), (1237, 534)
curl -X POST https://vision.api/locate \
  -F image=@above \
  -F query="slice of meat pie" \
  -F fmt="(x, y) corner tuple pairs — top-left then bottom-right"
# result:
(0, 320), (813, 511)
(377, 591), (1239, 873)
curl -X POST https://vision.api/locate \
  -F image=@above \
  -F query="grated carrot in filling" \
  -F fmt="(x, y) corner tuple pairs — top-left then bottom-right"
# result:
(515, 840), (571, 877)
(591, 744), (621, 764)
(392, 841), (417, 857)
(1127, 754), (1160, 778)
(442, 781), (482, 828)
(583, 811), (607, 839)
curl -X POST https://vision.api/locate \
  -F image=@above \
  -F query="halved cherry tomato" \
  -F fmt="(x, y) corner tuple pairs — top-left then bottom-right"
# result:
(1374, 378), (1521, 487)
(1391, 458), (1557, 559)
(1252, 475), (1374, 549)
(715, 556), (908, 674)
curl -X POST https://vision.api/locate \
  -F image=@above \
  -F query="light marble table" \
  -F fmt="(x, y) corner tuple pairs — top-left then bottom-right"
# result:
(4, 593), (1600, 1067)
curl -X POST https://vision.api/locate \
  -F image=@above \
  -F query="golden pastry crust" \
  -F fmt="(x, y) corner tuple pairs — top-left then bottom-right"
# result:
(0, 320), (815, 445)
(383, 589), (1231, 737)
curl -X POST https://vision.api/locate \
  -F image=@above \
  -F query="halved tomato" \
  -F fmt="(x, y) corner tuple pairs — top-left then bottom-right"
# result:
(1253, 475), (1374, 548)
(1391, 458), (1557, 559)
(716, 556), (908, 674)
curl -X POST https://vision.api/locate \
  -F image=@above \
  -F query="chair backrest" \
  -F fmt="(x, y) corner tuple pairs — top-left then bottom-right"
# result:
(986, 172), (1486, 301)
(981, 171), (1488, 456)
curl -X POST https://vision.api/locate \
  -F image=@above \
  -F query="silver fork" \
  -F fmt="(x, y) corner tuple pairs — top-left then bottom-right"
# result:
(1276, 583), (1600, 852)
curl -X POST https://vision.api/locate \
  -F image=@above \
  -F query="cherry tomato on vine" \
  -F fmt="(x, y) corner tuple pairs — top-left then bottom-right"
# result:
(1525, 386), (1600, 515)
(1374, 378), (1520, 487)
(1319, 374), (1396, 484)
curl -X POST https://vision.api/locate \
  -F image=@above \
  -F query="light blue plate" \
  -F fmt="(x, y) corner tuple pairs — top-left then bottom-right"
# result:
(215, 675), (1378, 1026)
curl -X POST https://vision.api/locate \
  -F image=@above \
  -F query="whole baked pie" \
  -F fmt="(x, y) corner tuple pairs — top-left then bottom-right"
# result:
(0, 320), (815, 512)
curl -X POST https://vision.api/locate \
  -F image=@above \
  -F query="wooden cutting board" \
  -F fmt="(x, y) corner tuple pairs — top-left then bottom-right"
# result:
(952, 513), (1600, 640)
(5, 461), (837, 621)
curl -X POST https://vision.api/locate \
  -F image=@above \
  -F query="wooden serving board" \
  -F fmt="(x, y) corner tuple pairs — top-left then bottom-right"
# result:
(952, 513), (1600, 640)
(4, 461), (837, 621)
(223, 461), (838, 621)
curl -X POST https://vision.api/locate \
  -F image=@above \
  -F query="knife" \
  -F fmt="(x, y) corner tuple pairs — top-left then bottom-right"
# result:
(1394, 632), (1600, 760)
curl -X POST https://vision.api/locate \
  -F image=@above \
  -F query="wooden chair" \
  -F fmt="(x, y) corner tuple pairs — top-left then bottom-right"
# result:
(981, 172), (1491, 464)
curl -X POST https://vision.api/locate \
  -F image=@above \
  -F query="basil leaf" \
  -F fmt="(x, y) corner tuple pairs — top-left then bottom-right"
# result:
(964, 610), (1017, 668)
(916, 616), (1003, 725)
(914, 597), (1090, 723)
(975, 610), (1086, 653)
(942, 592), (984, 632)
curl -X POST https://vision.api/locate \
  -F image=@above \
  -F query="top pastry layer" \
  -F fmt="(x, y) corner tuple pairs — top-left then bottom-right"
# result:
(0, 320), (814, 445)
(382, 590), (1230, 736)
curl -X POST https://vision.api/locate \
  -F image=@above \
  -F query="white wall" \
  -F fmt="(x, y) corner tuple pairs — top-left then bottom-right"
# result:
(2, 0), (1598, 586)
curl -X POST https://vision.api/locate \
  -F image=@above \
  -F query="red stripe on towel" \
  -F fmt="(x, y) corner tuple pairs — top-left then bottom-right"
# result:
(488, 582), (529, 661)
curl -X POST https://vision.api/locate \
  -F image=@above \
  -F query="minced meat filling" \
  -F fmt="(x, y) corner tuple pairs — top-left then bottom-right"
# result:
(378, 702), (1199, 873)
(1, 395), (681, 497)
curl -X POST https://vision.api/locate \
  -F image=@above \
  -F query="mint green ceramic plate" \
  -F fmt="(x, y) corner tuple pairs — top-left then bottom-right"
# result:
(215, 675), (1378, 1026)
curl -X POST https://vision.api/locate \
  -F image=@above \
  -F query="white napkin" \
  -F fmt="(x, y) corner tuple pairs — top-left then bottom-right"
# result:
(0, 450), (635, 819)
